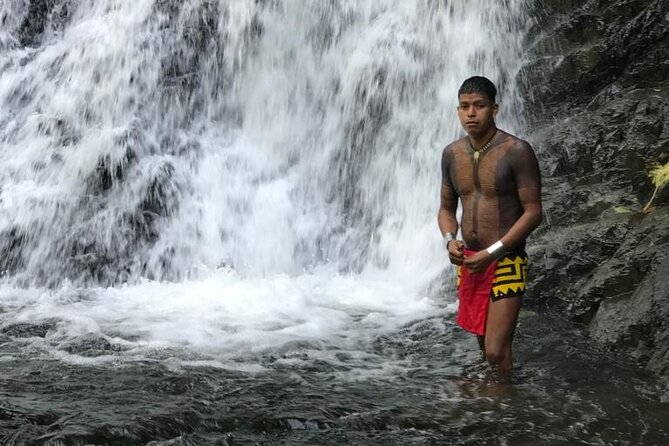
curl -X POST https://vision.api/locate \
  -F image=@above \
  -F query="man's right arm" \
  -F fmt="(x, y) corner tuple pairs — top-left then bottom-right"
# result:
(438, 147), (464, 264)
(438, 185), (458, 239)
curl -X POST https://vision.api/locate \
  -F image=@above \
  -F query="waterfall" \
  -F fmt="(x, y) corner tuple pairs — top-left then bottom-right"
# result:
(0, 1), (528, 357)
(0, 0), (528, 285)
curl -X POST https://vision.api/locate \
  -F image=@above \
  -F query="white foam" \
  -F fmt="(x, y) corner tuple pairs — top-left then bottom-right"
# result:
(0, 267), (449, 365)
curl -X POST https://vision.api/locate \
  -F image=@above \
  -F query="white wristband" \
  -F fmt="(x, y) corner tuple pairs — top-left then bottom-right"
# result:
(443, 232), (456, 249)
(486, 240), (505, 258)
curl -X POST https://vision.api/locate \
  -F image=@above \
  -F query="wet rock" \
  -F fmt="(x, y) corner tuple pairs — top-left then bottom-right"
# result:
(0, 227), (27, 277)
(590, 250), (669, 367)
(525, 0), (669, 112)
(60, 333), (124, 357)
(85, 148), (137, 195)
(18, 0), (70, 47)
(1, 320), (58, 338)
(527, 0), (669, 383)
(648, 327), (669, 376)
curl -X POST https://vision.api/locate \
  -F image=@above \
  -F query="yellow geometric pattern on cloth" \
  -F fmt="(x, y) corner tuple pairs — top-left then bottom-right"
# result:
(456, 264), (462, 288)
(455, 252), (528, 301)
(491, 252), (528, 301)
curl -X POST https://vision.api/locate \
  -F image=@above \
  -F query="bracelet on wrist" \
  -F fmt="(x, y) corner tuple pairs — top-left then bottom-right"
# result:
(486, 240), (505, 259)
(443, 232), (456, 250)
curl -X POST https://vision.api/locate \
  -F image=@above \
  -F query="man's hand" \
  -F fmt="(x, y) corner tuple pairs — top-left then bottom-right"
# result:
(463, 250), (494, 274)
(447, 240), (465, 265)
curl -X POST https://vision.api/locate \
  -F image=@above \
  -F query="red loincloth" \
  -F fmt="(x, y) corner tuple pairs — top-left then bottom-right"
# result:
(456, 249), (498, 336)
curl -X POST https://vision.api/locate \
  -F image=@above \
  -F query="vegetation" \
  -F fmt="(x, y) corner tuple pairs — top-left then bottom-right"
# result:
(642, 162), (669, 213)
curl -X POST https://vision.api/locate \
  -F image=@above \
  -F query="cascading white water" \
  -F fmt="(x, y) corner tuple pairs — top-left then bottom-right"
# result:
(0, 1), (528, 362)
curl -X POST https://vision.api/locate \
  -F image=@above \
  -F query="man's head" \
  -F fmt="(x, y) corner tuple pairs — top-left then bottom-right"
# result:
(457, 76), (498, 139)
(458, 76), (497, 103)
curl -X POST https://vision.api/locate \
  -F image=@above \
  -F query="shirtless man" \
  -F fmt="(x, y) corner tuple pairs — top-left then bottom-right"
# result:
(438, 76), (542, 380)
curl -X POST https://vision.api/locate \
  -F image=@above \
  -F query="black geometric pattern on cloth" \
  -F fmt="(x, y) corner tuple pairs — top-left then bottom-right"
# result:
(490, 252), (528, 301)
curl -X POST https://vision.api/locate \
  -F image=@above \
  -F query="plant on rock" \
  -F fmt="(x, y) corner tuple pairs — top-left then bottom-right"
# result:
(642, 162), (669, 213)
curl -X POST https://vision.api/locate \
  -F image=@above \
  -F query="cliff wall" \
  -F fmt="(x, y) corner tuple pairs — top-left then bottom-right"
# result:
(524, 0), (669, 380)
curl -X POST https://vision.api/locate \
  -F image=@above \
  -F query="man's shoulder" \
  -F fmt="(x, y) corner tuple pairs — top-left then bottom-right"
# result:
(497, 131), (537, 161)
(499, 130), (533, 152)
(442, 136), (469, 155)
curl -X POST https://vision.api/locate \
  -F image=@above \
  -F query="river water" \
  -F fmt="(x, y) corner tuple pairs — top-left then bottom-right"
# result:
(0, 1), (668, 444)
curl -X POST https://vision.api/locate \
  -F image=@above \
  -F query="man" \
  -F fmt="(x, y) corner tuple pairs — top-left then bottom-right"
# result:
(438, 76), (542, 381)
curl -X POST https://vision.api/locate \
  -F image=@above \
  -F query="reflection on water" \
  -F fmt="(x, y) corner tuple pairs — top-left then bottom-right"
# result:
(1, 308), (667, 445)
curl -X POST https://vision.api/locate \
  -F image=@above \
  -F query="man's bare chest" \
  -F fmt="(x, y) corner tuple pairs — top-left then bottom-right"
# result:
(453, 151), (517, 199)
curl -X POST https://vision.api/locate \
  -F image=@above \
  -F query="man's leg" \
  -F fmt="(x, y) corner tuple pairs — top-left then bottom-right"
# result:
(476, 335), (486, 364)
(484, 296), (522, 381)
(476, 335), (485, 352)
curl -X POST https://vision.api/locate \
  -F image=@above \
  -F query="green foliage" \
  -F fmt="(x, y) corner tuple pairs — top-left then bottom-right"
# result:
(642, 162), (669, 213)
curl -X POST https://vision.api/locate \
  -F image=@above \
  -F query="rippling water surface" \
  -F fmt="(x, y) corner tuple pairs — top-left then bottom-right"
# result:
(1, 303), (667, 445)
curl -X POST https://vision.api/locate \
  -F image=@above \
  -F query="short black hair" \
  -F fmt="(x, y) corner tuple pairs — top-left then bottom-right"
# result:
(458, 76), (497, 103)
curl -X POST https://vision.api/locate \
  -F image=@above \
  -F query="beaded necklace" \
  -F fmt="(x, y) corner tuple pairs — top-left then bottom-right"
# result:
(469, 132), (496, 164)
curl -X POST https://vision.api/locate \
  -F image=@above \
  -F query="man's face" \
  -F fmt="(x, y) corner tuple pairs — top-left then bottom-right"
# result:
(457, 92), (498, 138)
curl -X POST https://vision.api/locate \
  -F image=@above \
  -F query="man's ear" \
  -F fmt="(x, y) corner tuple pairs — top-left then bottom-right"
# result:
(492, 103), (499, 118)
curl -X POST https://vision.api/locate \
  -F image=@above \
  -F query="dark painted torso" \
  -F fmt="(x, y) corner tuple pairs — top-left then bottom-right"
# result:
(443, 130), (533, 251)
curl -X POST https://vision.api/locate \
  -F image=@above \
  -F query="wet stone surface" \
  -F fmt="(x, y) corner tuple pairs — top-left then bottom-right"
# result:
(526, 0), (669, 383)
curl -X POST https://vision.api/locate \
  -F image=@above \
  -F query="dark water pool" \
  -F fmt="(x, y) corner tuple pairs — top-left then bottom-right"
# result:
(1, 309), (667, 445)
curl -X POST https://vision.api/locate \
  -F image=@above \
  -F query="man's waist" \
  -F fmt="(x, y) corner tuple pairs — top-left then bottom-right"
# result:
(464, 247), (528, 258)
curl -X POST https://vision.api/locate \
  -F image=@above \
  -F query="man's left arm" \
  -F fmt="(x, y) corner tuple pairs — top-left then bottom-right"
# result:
(499, 141), (542, 250)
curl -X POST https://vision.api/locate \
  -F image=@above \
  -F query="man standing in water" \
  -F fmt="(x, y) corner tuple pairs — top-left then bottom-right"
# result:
(438, 76), (542, 381)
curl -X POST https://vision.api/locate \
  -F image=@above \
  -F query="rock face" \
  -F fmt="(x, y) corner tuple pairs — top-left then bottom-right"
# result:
(524, 0), (669, 380)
